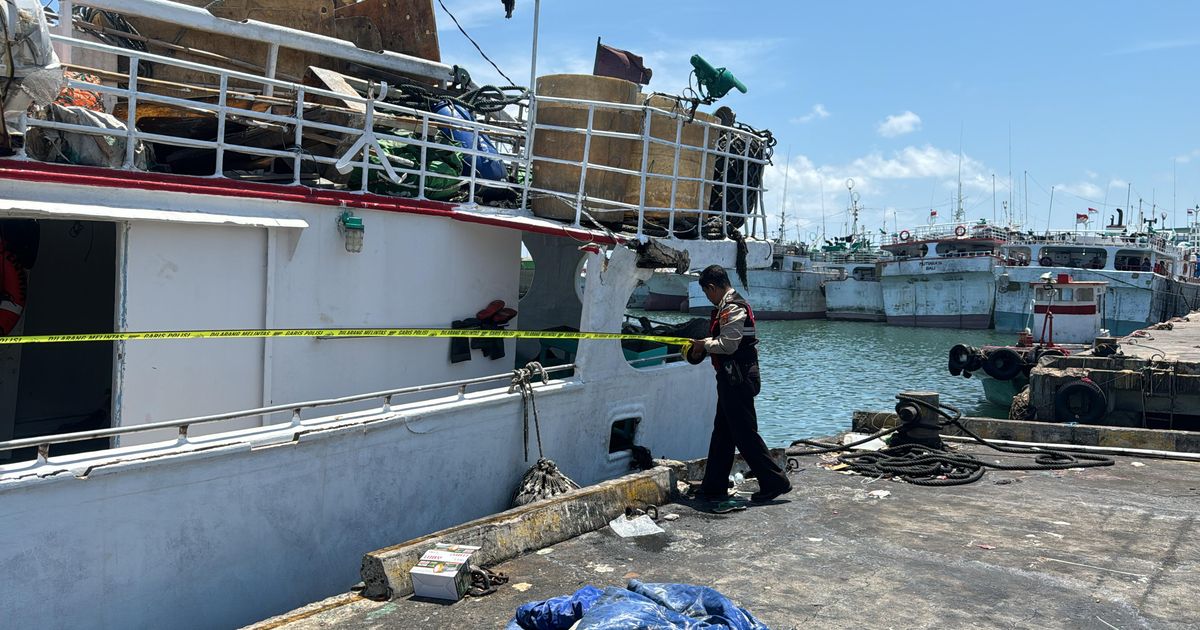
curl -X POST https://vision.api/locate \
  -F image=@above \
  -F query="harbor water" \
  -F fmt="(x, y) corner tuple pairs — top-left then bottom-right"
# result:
(631, 311), (1013, 445)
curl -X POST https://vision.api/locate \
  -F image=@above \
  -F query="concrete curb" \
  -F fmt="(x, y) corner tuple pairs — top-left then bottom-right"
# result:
(359, 466), (674, 599)
(849, 412), (1200, 453)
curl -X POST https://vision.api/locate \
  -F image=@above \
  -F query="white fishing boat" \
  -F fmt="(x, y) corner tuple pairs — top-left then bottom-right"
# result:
(879, 221), (1006, 329)
(0, 2), (775, 628)
(950, 274), (1108, 408)
(994, 209), (1200, 336)
(810, 182), (885, 321)
(685, 241), (835, 319)
(644, 270), (694, 311)
(817, 249), (885, 321)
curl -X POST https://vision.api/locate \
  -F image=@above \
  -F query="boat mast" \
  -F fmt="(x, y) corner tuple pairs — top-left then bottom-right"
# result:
(777, 146), (791, 244)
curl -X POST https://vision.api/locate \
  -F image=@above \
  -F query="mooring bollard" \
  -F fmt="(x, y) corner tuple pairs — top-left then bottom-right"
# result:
(893, 390), (944, 448)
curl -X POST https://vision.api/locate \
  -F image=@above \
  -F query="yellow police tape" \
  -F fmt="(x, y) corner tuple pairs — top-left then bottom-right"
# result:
(0, 327), (696, 351)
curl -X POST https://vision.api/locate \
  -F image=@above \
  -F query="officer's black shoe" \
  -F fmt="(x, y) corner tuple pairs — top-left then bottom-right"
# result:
(750, 482), (792, 503)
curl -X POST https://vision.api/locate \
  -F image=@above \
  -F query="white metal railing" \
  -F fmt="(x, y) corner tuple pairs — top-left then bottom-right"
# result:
(0, 363), (571, 462)
(885, 223), (1008, 245)
(0, 350), (685, 463)
(15, 24), (768, 241)
(1002, 230), (1174, 256)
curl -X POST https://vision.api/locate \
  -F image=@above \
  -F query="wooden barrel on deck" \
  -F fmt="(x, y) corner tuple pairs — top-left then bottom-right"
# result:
(530, 74), (641, 223)
(626, 95), (718, 236)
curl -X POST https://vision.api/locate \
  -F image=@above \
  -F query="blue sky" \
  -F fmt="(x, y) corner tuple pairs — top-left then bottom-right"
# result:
(436, 0), (1200, 240)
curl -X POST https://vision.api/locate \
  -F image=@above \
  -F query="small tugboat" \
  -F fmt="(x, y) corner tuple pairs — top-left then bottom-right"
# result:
(949, 273), (1107, 408)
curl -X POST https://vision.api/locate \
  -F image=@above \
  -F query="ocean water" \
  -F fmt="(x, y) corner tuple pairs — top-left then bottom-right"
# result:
(632, 311), (1015, 446)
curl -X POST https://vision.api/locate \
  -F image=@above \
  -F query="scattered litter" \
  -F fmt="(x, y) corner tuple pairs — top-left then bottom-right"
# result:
(806, 537), (823, 542)
(993, 478), (1021, 485)
(1130, 462), (1146, 467)
(513, 583), (532, 592)
(662, 513), (680, 521)
(866, 490), (891, 499)
(609, 514), (664, 538)
(623, 571), (640, 580)
(976, 544), (996, 550)
(592, 564), (615, 573)
(841, 432), (888, 451)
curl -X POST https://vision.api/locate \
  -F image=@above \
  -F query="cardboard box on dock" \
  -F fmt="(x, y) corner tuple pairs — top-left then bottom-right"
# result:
(410, 544), (482, 601)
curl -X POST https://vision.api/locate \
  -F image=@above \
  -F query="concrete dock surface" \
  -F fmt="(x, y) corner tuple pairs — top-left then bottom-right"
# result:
(260, 444), (1199, 629)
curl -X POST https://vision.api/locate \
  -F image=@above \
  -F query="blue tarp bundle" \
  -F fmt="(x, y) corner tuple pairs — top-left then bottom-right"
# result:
(506, 580), (769, 630)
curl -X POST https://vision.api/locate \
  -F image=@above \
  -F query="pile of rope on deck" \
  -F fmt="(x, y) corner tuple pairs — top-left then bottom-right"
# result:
(788, 394), (1114, 486)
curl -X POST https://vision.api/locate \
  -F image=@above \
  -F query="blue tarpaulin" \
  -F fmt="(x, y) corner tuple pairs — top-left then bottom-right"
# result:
(506, 580), (769, 630)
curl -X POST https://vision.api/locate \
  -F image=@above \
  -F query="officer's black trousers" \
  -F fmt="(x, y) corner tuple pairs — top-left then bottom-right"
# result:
(699, 380), (790, 496)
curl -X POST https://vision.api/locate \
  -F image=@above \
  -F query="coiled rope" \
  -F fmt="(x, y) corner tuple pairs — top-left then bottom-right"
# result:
(790, 394), (1114, 486)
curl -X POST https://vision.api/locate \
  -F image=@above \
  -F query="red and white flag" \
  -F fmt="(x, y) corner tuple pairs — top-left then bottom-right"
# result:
(1075, 213), (1089, 224)
(1087, 207), (1098, 213)
(930, 209), (938, 217)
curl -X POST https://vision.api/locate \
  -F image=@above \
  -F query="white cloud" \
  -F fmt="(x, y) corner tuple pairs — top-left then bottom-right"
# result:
(760, 144), (1000, 239)
(1175, 149), (1200, 164)
(877, 111), (922, 138)
(1056, 181), (1105, 200)
(790, 104), (830, 124)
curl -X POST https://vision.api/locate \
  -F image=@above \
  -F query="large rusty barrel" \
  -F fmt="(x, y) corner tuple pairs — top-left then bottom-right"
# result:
(628, 95), (718, 230)
(530, 74), (641, 223)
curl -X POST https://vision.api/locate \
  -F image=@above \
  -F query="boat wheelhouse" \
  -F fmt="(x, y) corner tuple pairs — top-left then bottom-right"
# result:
(0, 2), (776, 628)
(879, 222), (1006, 329)
(951, 274), (1108, 409)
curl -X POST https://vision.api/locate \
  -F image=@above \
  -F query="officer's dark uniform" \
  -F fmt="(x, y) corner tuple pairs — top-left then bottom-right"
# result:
(693, 288), (790, 499)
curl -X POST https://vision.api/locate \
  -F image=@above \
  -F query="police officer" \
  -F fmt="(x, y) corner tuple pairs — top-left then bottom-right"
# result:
(687, 265), (791, 503)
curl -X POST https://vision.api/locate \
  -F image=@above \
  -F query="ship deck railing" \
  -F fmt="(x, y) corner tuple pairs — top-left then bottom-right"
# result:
(0, 352), (680, 464)
(884, 223), (1008, 244)
(1002, 231), (1175, 257)
(9, 6), (770, 241)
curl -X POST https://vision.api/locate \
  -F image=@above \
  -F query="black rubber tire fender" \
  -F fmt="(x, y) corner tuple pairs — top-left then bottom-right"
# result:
(1039, 256), (1053, 267)
(1053, 380), (1107, 423)
(947, 343), (974, 375)
(982, 348), (1024, 381)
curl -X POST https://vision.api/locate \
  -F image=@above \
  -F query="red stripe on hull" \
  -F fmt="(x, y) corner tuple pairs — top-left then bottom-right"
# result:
(1033, 305), (1097, 315)
(0, 159), (621, 245)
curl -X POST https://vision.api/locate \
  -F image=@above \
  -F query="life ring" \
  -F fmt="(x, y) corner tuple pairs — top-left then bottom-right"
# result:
(954, 225), (967, 237)
(0, 240), (28, 336)
(981, 348), (1024, 381)
(1053, 379), (1107, 422)
(899, 230), (911, 242)
(1039, 256), (1053, 267)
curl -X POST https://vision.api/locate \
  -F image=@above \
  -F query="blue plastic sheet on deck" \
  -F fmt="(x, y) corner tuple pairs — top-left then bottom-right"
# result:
(506, 580), (769, 630)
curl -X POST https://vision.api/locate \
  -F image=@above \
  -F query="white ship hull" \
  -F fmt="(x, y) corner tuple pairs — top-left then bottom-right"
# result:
(825, 277), (885, 321)
(644, 272), (693, 311)
(0, 172), (771, 629)
(880, 257), (997, 329)
(686, 268), (833, 319)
